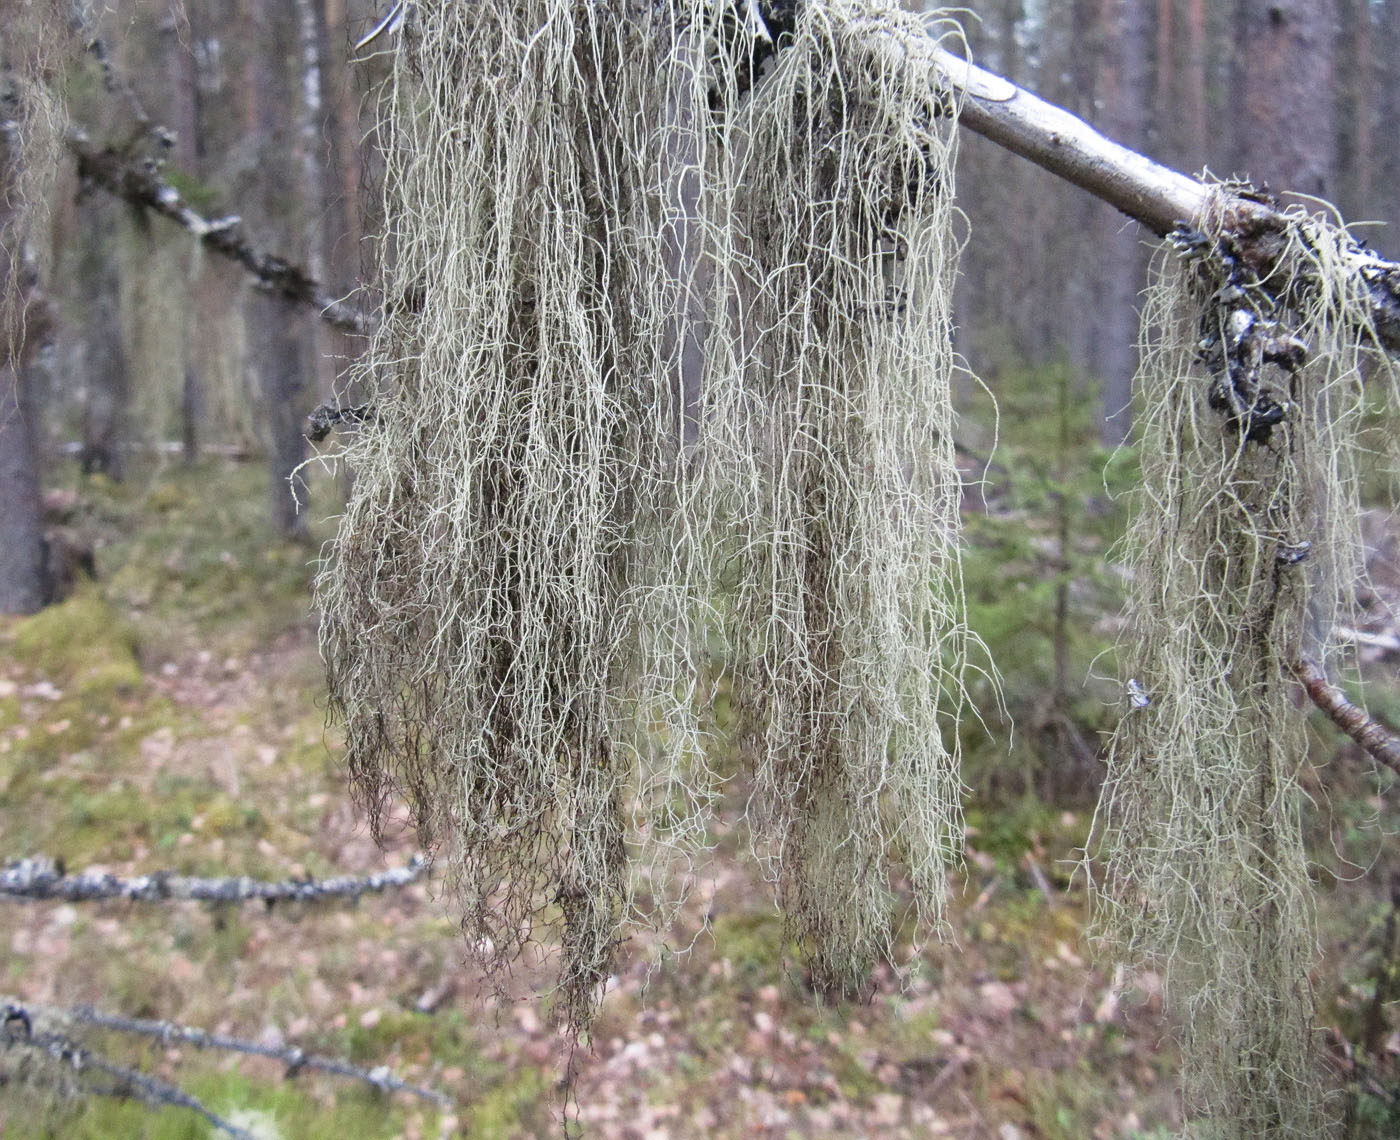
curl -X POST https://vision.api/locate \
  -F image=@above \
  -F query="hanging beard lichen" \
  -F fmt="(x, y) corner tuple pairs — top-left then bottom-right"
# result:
(2, 0), (72, 323)
(315, 1), (970, 1027)
(1091, 192), (1390, 1137)
(713, 6), (970, 996)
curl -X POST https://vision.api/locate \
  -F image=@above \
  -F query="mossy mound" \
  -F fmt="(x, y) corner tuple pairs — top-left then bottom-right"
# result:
(10, 590), (142, 699)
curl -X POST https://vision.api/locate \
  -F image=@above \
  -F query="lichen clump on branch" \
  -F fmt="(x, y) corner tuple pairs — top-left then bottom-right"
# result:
(1093, 192), (1392, 1137)
(315, 0), (971, 1027)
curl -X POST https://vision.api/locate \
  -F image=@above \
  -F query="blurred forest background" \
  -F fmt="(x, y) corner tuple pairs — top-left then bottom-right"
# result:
(5, 1), (1400, 1137)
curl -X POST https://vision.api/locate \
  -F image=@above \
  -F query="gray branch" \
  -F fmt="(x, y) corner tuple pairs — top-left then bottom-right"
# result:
(919, 44), (1209, 239)
(827, 14), (1400, 358)
(45, 1003), (451, 1107)
(3, 1012), (258, 1140)
(0, 854), (427, 904)
(915, 39), (1400, 356)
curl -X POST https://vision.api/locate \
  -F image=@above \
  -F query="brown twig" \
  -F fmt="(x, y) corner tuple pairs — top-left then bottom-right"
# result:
(1291, 657), (1400, 777)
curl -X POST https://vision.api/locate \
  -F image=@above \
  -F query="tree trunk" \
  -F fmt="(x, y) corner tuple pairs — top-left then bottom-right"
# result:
(165, 0), (205, 462)
(1092, 0), (1151, 446)
(242, 0), (315, 537)
(1232, 0), (1337, 199)
(0, 363), (48, 615)
(74, 194), (130, 480)
(293, 0), (337, 401)
(0, 124), (52, 614)
(1181, 0), (1207, 166)
(249, 291), (313, 536)
(1153, 0), (1209, 168)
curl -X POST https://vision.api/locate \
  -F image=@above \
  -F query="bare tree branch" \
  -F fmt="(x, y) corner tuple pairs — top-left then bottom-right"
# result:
(2, 1008), (258, 1140)
(21, 1003), (451, 1107)
(0, 854), (427, 904)
(64, 131), (369, 336)
(924, 43), (1208, 239)
(85, 37), (172, 153)
(1291, 658), (1400, 777)
(925, 43), (1400, 356)
(841, 17), (1400, 359)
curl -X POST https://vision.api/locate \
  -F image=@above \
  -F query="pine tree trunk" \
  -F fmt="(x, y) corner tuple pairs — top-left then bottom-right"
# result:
(243, 0), (314, 537)
(1232, 0), (1337, 198)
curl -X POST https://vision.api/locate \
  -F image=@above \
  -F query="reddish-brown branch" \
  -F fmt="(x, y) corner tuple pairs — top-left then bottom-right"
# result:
(1291, 658), (1400, 777)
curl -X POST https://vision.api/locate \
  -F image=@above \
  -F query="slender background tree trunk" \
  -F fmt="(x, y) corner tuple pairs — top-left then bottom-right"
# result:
(0, 122), (52, 613)
(1092, 0), (1151, 446)
(74, 193), (130, 480)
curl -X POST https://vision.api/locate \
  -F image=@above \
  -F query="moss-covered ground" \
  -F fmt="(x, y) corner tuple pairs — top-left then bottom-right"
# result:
(2, 437), (1397, 1138)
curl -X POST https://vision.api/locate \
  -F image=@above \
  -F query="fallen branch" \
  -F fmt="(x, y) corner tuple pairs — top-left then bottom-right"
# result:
(1291, 658), (1400, 777)
(0, 854), (427, 904)
(2, 1009), (257, 1140)
(64, 131), (368, 336)
(46, 1003), (451, 1107)
(917, 42), (1205, 240)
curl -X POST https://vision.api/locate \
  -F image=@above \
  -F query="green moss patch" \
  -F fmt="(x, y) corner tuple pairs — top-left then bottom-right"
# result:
(10, 590), (142, 697)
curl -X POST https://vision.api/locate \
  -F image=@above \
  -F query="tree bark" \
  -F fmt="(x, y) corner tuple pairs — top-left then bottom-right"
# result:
(292, 0), (338, 402)
(74, 192), (130, 480)
(0, 124), (52, 614)
(1231, 0), (1337, 200)
(0, 353), (49, 614)
(1336, 0), (1374, 220)
(164, 0), (205, 462)
(1379, 0), (1400, 237)
(240, 0), (319, 537)
(1091, 0), (1151, 446)
(1181, 0), (1207, 167)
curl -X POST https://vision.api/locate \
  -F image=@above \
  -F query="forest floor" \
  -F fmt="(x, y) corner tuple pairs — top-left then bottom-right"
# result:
(1, 454), (1397, 1139)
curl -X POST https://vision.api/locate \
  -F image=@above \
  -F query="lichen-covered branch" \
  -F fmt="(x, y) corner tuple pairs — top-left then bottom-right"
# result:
(11, 1002), (451, 1107)
(0, 854), (427, 904)
(64, 131), (368, 335)
(1, 1008), (258, 1140)
(1291, 658), (1400, 778)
